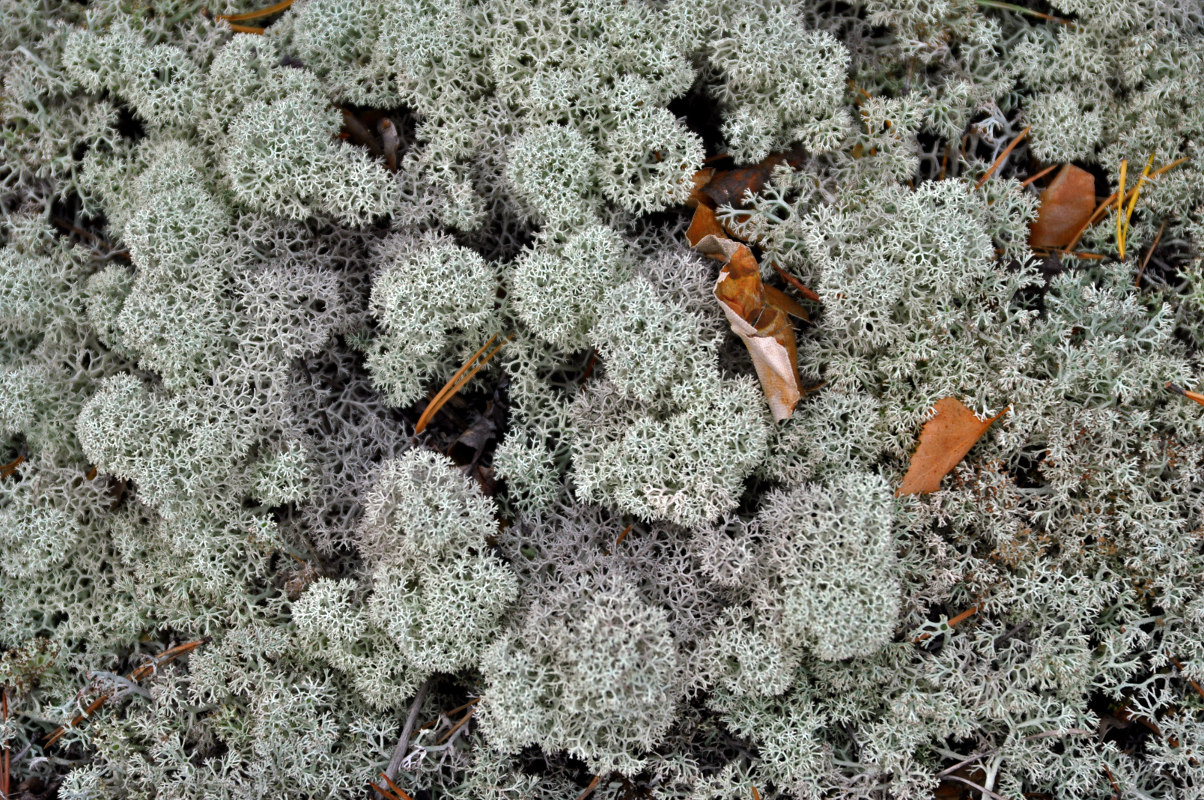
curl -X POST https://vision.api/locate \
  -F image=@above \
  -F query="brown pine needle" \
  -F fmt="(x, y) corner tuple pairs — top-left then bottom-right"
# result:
(419, 697), (479, 731)
(1134, 221), (1166, 288)
(1020, 164), (1059, 187)
(1165, 382), (1204, 407)
(770, 262), (821, 302)
(975, 126), (1030, 189)
(615, 523), (634, 547)
(378, 773), (416, 800)
(44, 639), (208, 747)
(415, 334), (510, 433)
(226, 22), (265, 33)
(435, 706), (475, 745)
(369, 781), (407, 800)
(0, 453), (24, 480)
(751, 786), (762, 800)
(213, 0), (293, 21)
(915, 604), (981, 643)
(576, 775), (602, 800)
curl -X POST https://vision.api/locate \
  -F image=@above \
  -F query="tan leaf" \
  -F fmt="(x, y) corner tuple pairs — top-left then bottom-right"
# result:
(1029, 165), (1096, 250)
(696, 234), (803, 421)
(898, 397), (1006, 496)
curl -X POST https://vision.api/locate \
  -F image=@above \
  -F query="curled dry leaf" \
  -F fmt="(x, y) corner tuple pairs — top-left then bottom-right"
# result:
(1029, 164), (1096, 250)
(692, 233), (805, 422)
(898, 397), (1006, 496)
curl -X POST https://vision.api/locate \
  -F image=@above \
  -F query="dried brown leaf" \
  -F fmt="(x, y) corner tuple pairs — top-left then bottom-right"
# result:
(1029, 165), (1096, 249)
(898, 397), (1005, 496)
(696, 234), (803, 421)
(699, 146), (806, 209)
(686, 204), (726, 251)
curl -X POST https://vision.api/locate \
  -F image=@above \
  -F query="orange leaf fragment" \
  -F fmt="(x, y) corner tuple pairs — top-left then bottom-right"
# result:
(686, 204), (726, 251)
(694, 234), (803, 421)
(898, 398), (1006, 496)
(1029, 165), (1096, 249)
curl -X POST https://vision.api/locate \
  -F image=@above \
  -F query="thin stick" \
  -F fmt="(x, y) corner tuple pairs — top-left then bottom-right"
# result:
(414, 335), (509, 434)
(1134, 221), (1166, 288)
(974, 0), (1074, 24)
(1103, 763), (1121, 800)
(1020, 164), (1058, 188)
(771, 262), (821, 302)
(575, 775), (602, 800)
(974, 126), (1030, 189)
(385, 680), (431, 783)
(213, 0), (293, 21)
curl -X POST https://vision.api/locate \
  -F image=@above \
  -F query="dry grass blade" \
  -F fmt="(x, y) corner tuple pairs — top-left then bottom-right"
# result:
(415, 334), (510, 434)
(974, 126), (1030, 189)
(975, 0), (1073, 24)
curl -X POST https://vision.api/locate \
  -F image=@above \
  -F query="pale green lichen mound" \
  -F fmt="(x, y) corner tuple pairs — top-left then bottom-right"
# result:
(4, 0), (1204, 798)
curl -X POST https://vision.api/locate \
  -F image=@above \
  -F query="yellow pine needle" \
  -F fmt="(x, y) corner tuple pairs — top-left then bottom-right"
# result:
(213, 0), (293, 21)
(1117, 154), (1154, 260)
(415, 334), (510, 433)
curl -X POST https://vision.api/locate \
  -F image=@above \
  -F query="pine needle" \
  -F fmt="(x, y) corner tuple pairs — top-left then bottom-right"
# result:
(974, 126), (1030, 189)
(44, 639), (208, 747)
(415, 334), (510, 434)
(1020, 164), (1058, 188)
(1134, 220), (1166, 288)
(1063, 155), (1189, 254)
(212, 0), (293, 21)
